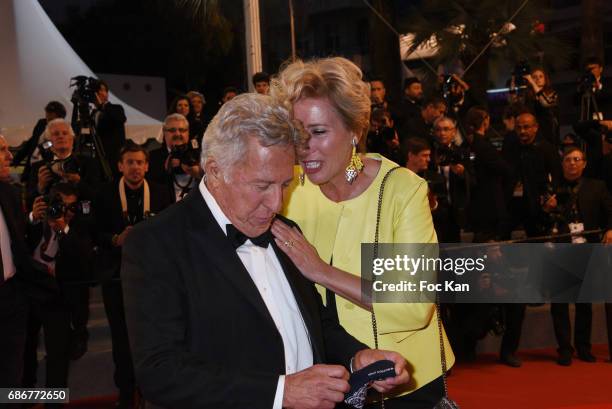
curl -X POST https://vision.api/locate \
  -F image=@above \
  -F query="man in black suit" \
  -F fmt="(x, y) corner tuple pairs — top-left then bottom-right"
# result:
(0, 134), (30, 387)
(95, 143), (172, 408)
(122, 94), (409, 409)
(92, 79), (127, 180)
(399, 97), (447, 146)
(12, 101), (67, 183)
(24, 183), (93, 392)
(543, 145), (612, 365)
(148, 114), (203, 203)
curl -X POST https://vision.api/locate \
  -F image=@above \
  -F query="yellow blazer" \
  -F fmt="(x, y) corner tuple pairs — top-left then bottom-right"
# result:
(283, 154), (455, 396)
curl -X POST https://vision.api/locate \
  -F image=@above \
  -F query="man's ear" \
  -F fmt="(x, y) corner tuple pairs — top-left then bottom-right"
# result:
(204, 158), (222, 186)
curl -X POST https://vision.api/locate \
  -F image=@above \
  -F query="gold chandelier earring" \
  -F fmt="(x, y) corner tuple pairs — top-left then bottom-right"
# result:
(345, 137), (364, 184)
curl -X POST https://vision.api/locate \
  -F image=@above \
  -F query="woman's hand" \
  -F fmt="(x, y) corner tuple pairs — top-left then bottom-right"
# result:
(271, 219), (329, 284)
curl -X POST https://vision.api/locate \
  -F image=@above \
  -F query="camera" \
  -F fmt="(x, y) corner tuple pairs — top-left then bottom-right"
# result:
(169, 139), (200, 172)
(577, 71), (597, 94)
(436, 145), (475, 167)
(43, 194), (91, 220)
(70, 76), (100, 106)
(512, 61), (531, 88)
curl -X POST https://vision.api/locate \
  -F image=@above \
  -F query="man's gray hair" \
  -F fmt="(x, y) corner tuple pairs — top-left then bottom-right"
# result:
(201, 93), (307, 173)
(44, 118), (75, 140)
(163, 113), (189, 128)
(433, 116), (457, 129)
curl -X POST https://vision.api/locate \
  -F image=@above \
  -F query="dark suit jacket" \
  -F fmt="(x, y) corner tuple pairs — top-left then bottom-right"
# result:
(469, 133), (513, 240)
(576, 177), (612, 235)
(94, 179), (172, 278)
(0, 183), (54, 299)
(147, 146), (175, 201)
(12, 118), (47, 182)
(121, 189), (366, 409)
(95, 102), (127, 169)
(26, 218), (93, 284)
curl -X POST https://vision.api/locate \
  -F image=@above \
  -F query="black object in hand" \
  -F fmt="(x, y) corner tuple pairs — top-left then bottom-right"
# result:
(344, 359), (396, 409)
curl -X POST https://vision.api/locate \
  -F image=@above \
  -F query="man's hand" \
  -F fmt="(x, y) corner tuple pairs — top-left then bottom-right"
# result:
(450, 163), (465, 176)
(63, 172), (81, 184)
(115, 226), (133, 247)
(31, 196), (48, 222)
(599, 120), (612, 131)
(282, 364), (350, 409)
(602, 230), (612, 244)
(182, 164), (202, 179)
(543, 194), (557, 212)
(48, 216), (67, 234)
(353, 349), (410, 393)
(37, 166), (54, 193)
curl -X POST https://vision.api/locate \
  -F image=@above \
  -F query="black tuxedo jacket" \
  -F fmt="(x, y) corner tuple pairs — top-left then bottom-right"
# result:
(576, 177), (612, 235)
(0, 183), (54, 298)
(94, 179), (172, 278)
(95, 102), (127, 169)
(26, 218), (94, 284)
(147, 146), (175, 201)
(121, 189), (366, 409)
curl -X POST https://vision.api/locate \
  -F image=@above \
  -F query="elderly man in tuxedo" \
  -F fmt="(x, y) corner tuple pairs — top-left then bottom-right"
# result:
(121, 93), (409, 409)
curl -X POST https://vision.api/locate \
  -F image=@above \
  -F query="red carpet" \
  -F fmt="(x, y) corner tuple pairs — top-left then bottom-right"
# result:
(34, 345), (612, 408)
(448, 344), (612, 409)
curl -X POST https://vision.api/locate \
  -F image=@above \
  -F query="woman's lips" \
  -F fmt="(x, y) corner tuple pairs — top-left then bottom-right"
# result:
(302, 160), (322, 174)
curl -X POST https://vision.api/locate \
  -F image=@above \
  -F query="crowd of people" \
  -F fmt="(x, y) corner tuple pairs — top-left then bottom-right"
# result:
(0, 56), (611, 409)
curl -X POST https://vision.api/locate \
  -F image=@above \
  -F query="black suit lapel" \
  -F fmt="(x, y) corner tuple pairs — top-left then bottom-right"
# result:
(182, 191), (280, 335)
(271, 240), (323, 364)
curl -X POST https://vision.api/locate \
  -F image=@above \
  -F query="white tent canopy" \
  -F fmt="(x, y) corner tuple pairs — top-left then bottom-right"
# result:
(0, 0), (162, 147)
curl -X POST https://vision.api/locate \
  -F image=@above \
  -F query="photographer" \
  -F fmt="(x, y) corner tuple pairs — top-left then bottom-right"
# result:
(431, 116), (475, 242)
(148, 114), (202, 202)
(92, 80), (127, 179)
(366, 108), (401, 164)
(502, 112), (562, 238)
(523, 68), (560, 146)
(27, 119), (101, 207)
(542, 146), (612, 365)
(94, 143), (172, 408)
(12, 101), (66, 183)
(24, 183), (93, 390)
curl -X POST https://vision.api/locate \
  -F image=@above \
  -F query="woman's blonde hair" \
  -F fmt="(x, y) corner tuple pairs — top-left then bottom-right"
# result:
(271, 57), (371, 142)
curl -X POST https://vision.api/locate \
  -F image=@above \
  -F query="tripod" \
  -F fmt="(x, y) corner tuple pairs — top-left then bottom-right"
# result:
(580, 89), (602, 122)
(71, 101), (113, 181)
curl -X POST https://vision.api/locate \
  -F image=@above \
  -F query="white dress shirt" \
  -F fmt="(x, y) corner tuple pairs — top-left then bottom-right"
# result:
(0, 205), (16, 282)
(199, 180), (313, 409)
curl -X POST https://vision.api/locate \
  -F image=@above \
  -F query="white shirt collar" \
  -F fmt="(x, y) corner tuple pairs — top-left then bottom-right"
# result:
(198, 178), (231, 236)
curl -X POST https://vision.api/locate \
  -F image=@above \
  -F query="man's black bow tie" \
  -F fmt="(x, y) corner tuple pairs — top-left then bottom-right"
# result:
(226, 224), (273, 249)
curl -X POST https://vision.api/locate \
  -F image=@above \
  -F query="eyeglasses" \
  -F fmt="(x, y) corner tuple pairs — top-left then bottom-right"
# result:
(164, 127), (188, 133)
(563, 157), (584, 163)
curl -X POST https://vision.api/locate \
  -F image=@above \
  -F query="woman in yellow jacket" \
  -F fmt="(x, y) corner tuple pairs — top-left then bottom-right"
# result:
(270, 57), (454, 408)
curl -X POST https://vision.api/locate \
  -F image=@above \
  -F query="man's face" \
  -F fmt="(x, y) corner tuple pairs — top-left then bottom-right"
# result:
(96, 84), (109, 104)
(48, 122), (74, 154)
(222, 91), (237, 104)
(190, 97), (204, 114)
(422, 103), (447, 124)
(408, 149), (431, 172)
(370, 81), (386, 104)
(434, 119), (456, 146)
(0, 136), (13, 182)
(59, 193), (78, 224)
(405, 83), (423, 101)
(515, 114), (538, 145)
(562, 150), (586, 181)
(208, 138), (295, 238)
(118, 151), (149, 186)
(586, 63), (603, 79)
(254, 81), (270, 95)
(163, 119), (190, 147)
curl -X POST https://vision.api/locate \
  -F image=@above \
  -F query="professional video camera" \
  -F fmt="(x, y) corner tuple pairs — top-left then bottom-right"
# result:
(169, 139), (200, 173)
(436, 145), (475, 167)
(69, 75), (112, 180)
(577, 71), (597, 95)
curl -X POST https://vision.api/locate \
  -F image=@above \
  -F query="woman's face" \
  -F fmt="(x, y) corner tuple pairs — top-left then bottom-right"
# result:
(191, 97), (204, 114)
(176, 99), (190, 116)
(531, 70), (546, 88)
(293, 97), (354, 187)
